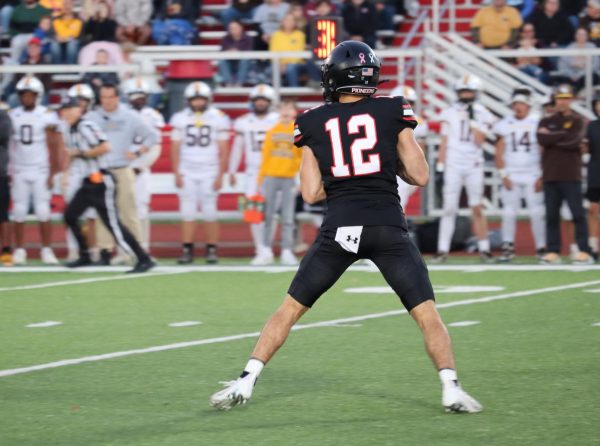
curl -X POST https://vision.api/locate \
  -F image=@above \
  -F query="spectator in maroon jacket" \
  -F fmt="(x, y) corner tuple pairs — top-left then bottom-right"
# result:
(527, 0), (574, 47)
(342, 0), (377, 48)
(218, 20), (253, 86)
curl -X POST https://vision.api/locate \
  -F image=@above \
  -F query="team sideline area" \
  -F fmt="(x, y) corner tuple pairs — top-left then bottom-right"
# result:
(1, 264), (598, 445)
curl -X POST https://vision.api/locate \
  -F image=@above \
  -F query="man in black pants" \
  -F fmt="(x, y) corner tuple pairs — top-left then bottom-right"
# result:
(0, 107), (12, 266)
(537, 84), (593, 264)
(60, 98), (155, 273)
(586, 96), (600, 257)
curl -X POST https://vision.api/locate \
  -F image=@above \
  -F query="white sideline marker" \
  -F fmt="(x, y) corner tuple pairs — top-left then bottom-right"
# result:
(26, 321), (62, 328)
(1, 278), (600, 379)
(592, 322), (600, 327)
(447, 321), (480, 327)
(169, 321), (202, 327)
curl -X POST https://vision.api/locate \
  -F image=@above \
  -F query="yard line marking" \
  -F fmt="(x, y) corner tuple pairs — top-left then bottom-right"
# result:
(1, 265), (600, 274)
(447, 321), (480, 327)
(169, 321), (202, 327)
(592, 322), (600, 327)
(1, 279), (600, 379)
(583, 289), (600, 293)
(0, 270), (189, 294)
(26, 321), (63, 328)
(344, 285), (505, 294)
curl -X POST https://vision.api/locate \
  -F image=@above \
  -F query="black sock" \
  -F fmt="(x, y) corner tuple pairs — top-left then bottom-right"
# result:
(2, 246), (11, 254)
(207, 244), (216, 251)
(183, 243), (194, 253)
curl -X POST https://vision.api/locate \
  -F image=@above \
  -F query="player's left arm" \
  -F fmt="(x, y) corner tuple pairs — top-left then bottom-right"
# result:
(129, 113), (158, 159)
(45, 125), (64, 189)
(214, 116), (231, 191)
(300, 146), (326, 204)
(396, 128), (429, 187)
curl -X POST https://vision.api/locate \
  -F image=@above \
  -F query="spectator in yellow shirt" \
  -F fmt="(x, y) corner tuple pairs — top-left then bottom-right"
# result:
(471, 0), (522, 49)
(51, 0), (81, 63)
(269, 13), (312, 87)
(40, 0), (64, 16)
(255, 99), (302, 266)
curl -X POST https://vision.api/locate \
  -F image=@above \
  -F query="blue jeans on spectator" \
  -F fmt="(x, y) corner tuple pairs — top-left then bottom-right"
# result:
(152, 19), (195, 45)
(0, 5), (13, 33)
(284, 61), (321, 87)
(220, 7), (256, 27)
(51, 40), (79, 64)
(218, 59), (251, 85)
(519, 64), (550, 85)
(377, 4), (396, 31)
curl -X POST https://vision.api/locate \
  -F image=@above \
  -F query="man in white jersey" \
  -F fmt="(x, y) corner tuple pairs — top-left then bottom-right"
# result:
(62, 83), (98, 261)
(9, 76), (63, 265)
(494, 88), (546, 262)
(390, 85), (429, 210)
(227, 84), (279, 264)
(433, 75), (496, 263)
(170, 81), (230, 264)
(123, 77), (164, 252)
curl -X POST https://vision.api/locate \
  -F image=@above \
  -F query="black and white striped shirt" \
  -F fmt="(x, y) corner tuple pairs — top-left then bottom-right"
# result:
(65, 119), (108, 177)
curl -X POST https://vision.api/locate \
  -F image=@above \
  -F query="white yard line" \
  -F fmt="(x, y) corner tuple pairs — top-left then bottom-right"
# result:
(1, 279), (599, 379)
(1, 264), (600, 274)
(0, 270), (190, 293)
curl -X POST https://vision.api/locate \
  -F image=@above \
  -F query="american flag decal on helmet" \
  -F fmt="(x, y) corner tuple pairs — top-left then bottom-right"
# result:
(362, 67), (373, 76)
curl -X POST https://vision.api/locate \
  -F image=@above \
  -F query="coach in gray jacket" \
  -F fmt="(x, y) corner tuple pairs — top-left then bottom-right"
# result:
(87, 83), (158, 264)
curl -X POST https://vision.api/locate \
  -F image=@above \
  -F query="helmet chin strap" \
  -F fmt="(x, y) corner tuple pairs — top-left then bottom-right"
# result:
(458, 97), (475, 104)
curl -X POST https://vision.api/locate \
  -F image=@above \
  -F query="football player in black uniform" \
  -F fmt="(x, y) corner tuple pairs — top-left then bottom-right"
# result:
(210, 41), (482, 413)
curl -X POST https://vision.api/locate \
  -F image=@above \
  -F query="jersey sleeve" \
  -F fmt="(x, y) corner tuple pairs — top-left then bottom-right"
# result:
(395, 97), (418, 131)
(293, 114), (311, 148)
(215, 112), (231, 142)
(152, 109), (165, 129)
(44, 111), (61, 130)
(233, 116), (244, 135)
(492, 120), (504, 138)
(80, 121), (107, 147)
(169, 113), (184, 141)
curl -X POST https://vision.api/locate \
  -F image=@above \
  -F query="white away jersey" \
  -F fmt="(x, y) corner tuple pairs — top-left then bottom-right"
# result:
(9, 105), (61, 169)
(493, 113), (541, 174)
(170, 106), (230, 171)
(439, 102), (496, 167)
(234, 111), (279, 168)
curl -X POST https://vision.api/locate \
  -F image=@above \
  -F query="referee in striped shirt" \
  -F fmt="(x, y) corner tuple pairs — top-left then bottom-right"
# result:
(60, 98), (155, 273)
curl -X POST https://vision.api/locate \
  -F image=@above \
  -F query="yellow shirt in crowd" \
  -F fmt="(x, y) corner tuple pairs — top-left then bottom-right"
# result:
(269, 30), (306, 65)
(40, 0), (64, 16)
(471, 5), (522, 48)
(53, 16), (83, 40)
(258, 121), (302, 183)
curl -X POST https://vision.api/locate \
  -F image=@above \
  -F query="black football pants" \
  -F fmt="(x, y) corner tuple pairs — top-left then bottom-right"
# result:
(64, 174), (149, 262)
(544, 181), (591, 254)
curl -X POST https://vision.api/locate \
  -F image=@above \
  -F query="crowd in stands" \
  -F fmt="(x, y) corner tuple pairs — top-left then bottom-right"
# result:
(472, 0), (600, 95)
(0, 1), (598, 94)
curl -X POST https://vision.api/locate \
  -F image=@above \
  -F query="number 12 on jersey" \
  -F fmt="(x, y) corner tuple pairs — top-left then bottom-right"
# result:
(325, 114), (380, 177)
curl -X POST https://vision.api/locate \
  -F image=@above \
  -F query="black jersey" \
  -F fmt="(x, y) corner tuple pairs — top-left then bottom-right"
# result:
(294, 96), (417, 229)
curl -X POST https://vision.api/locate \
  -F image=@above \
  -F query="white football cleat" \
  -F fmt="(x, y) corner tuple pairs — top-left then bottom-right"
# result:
(210, 374), (257, 411)
(41, 247), (59, 265)
(442, 385), (483, 413)
(12, 248), (27, 265)
(250, 248), (274, 266)
(280, 249), (298, 266)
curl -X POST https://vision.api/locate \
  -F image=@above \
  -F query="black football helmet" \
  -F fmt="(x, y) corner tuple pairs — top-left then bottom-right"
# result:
(321, 40), (381, 103)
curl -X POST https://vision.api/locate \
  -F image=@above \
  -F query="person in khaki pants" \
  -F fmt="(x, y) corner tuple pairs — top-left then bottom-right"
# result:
(87, 83), (158, 265)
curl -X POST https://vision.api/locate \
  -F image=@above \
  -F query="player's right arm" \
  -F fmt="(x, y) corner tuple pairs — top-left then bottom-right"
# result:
(300, 146), (326, 204)
(396, 128), (429, 187)
(169, 113), (183, 188)
(494, 128), (512, 191)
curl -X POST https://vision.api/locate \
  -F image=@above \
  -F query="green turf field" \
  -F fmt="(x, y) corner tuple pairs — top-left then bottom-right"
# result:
(1, 264), (599, 446)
